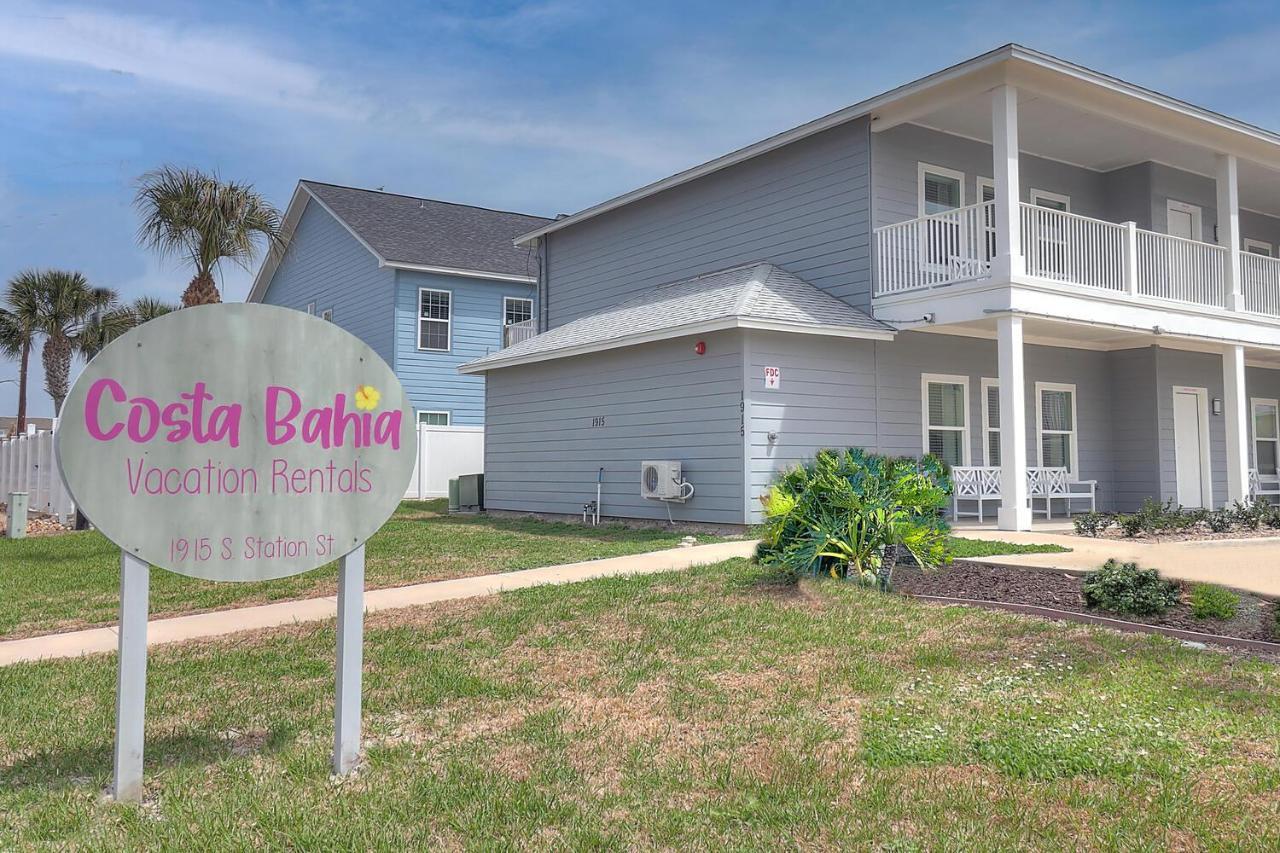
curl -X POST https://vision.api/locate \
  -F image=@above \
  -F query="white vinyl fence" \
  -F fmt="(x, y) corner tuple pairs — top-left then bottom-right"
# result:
(404, 424), (484, 500)
(0, 427), (75, 522)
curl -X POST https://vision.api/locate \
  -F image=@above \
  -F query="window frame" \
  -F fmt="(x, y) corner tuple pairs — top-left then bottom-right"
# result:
(306, 302), (316, 315)
(417, 410), (451, 427)
(917, 163), (966, 217)
(503, 296), (534, 327)
(417, 287), (453, 352)
(980, 377), (1000, 467)
(1035, 381), (1080, 476)
(320, 308), (333, 322)
(1251, 397), (1280, 476)
(1029, 188), (1071, 212)
(1244, 238), (1273, 256)
(921, 373), (971, 467)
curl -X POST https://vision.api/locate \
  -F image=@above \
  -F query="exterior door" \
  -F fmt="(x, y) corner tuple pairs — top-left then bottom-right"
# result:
(1166, 200), (1201, 240)
(1173, 388), (1208, 508)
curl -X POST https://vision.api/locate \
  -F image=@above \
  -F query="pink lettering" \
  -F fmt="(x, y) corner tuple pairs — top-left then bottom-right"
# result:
(85, 378), (127, 441)
(265, 386), (300, 446)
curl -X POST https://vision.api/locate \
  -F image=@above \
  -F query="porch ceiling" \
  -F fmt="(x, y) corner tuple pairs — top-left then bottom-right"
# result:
(902, 89), (1280, 218)
(925, 316), (1280, 369)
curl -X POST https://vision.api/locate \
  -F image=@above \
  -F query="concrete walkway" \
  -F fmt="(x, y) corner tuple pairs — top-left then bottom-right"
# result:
(957, 526), (1280, 597)
(0, 540), (757, 667)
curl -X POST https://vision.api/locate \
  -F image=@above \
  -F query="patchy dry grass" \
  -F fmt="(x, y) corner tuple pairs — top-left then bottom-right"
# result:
(0, 500), (726, 639)
(2, 559), (1279, 848)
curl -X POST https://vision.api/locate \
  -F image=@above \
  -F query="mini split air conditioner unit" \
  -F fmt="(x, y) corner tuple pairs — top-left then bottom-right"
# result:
(640, 460), (694, 502)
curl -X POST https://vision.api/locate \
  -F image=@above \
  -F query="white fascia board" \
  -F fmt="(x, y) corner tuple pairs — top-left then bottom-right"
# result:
(382, 261), (536, 283)
(458, 317), (895, 374)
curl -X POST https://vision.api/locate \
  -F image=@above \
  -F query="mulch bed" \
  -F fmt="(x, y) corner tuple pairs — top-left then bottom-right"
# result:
(1095, 528), (1280, 543)
(894, 560), (1279, 643)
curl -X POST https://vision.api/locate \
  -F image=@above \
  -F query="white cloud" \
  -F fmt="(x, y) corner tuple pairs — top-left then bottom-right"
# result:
(0, 3), (365, 120)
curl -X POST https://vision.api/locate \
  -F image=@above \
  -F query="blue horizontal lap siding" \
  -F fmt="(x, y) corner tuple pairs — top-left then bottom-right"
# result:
(259, 201), (394, 364)
(393, 270), (536, 426)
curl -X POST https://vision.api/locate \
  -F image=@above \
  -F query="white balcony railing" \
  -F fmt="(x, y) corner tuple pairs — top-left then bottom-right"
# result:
(503, 319), (537, 348)
(872, 203), (1280, 317)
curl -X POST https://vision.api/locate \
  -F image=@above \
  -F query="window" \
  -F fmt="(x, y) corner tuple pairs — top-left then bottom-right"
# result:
(981, 378), (1000, 466)
(977, 177), (996, 262)
(1244, 238), (1273, 256)
(1253, 398), (1279, 476)
(922, 374), (970, 467)
(418, 288), (451, 351)
(504, 297), (533, 326)
(918, 163), (964, 216)
(1037, 382), (1079, 475)
(306, 302), (316, 315)
(1029, 189), (1071, 212)
(418, 411), (450, 427)
(320, 308), (333, 322)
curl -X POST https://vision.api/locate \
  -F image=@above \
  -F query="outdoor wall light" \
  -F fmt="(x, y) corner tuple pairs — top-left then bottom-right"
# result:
(1212, 398), (1223, 416)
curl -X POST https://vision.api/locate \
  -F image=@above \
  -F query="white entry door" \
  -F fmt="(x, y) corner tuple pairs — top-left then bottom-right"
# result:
(1173, 388), (1209, 508)
(1167, 200), (1202, 240)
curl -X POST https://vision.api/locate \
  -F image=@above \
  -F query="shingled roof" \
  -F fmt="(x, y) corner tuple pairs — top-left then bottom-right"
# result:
(460, 262), (893, 373)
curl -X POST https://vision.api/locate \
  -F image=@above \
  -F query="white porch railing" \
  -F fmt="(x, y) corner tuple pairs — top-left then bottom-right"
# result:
(874, 201), (994, 294)
(0, 428), (75, 522)
(873, 203), (1274, 315)
(1242, 252), (1280, 316)
(503, 319), (537, 348)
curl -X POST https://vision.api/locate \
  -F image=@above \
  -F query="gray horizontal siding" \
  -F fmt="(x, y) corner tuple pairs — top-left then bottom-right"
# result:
(483, 330), (746, 523)
(544, 117), (872, 322)
(1108, 347), (1160, 509)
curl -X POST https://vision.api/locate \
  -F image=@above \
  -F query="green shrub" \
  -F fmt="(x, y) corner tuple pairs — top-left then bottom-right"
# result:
(1189, 584), (1239, 621)
(1072, 512), (1111, 537)
(1082, 559), (1181, 616)
(1233, 500), (1268, 531)
(756, 448), (951, 590)
(1117, 514), (1144, 538)
(1266, 506), (1280, 529)
(1206, 509), (1235, 533)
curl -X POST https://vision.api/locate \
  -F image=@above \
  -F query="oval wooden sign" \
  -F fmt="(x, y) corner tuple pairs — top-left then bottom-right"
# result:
(56, 303), (416, 581)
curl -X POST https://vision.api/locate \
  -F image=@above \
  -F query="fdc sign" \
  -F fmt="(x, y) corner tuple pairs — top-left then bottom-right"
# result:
(56, 303), (417, 801)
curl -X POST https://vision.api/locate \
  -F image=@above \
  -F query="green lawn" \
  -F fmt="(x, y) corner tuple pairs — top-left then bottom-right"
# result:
(1, 559), (1277, 848)
(0, 501), (727, 639)
(945, 536), (1071, 558)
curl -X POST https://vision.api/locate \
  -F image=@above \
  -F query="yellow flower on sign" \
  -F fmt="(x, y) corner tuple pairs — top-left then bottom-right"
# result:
(354, 385), (381, 411)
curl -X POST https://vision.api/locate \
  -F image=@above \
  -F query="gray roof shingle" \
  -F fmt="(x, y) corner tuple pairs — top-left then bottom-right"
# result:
(461, 262), (892, 372)
(301, 181), (551, 277)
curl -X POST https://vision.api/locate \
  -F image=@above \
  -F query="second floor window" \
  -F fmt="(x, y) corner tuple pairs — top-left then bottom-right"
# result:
(419, 289), (451, 351)
(504, 297), (533, 326)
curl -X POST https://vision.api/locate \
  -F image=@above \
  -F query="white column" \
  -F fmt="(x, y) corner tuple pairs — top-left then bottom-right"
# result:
(997, 315), (1031, 530)
(1223, 344), (1250, 504)
(1216, 153), (1242, 311)
(991, 85), (1023, 279)
(113, 551), (150, 803)
(333, 544), (366, 776)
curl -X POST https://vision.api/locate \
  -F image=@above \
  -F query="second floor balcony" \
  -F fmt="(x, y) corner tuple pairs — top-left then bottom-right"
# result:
(874, 200), (1280, 317)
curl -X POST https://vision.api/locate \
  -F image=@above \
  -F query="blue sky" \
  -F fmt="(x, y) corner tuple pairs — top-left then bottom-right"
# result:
(2, 0), (1279, 417)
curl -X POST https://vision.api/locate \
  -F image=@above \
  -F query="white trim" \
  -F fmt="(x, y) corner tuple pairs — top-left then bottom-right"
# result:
(921, 373), (971, 466)
(417, 287), (453, 352)
(386, 261), (536, 283)
(1244, 238), (1273, 256)
(980, 377), (1000, 466)
(503, 296), (534, 326)
(320, 308), (333, 322)
(1035, 381), (1080, 476)
(1029, 188), (1071, 211)
(1172, 385), (1213, 508)
(306, 302), (316, 315)
(1166, 199), (1203, 241)
(741, 330), (754, 524)
(976, 176), (995, 200)
(917, 162), (966, 216)
(1251, 397), (1280, 476)
(416, 410), (451, 426)
(460, 316), (893, 374)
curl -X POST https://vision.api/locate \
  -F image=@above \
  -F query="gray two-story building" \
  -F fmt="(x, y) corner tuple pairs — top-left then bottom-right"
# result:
(463, 45), (1280, 530)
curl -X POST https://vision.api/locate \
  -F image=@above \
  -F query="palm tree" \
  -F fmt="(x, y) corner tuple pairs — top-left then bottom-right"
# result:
(0, 271), (45, 433)
(134, 166), (283, 306)
(78, 296), (179, 361)
(33, 271), (119, 414)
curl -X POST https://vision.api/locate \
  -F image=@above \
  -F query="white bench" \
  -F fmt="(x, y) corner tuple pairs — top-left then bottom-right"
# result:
(952, 466), (1097, 522)
(1250, 469), (1280, 503)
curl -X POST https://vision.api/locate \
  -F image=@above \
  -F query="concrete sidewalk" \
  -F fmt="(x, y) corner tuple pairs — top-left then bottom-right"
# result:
(0, 540), (758, 667)
(958, 527), (1280, 597)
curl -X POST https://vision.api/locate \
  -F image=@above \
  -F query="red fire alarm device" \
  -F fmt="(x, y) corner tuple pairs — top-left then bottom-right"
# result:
(694, 340), (706, 355)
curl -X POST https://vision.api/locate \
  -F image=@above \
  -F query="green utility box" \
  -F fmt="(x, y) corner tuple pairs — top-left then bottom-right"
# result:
(447, 478), (460, 513)
(457, 473), (484, 512)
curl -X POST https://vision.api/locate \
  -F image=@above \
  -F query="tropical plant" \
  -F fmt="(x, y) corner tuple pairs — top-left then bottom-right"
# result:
(1082, 559), (1181, 616)
(78, 296), (179, 361)
(31, 271), (119, 413)
(134, 166), (282, 306)
(755, 448), (951, 590)
(0, 270), (44, 433)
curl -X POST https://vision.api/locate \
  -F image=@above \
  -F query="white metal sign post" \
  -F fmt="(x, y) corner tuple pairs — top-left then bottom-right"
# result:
(57, 304), (416, 802)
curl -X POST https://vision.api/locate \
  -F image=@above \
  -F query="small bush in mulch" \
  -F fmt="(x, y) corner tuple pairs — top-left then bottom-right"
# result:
(1190, 584), (1240, 621)
(1082, 559), (1181, 616)
(893, 560), (1280, 644)
(1072, 498), (1280, 542)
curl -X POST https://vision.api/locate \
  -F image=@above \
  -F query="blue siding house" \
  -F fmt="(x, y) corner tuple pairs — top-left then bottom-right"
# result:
(249, 181), (549, 426)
